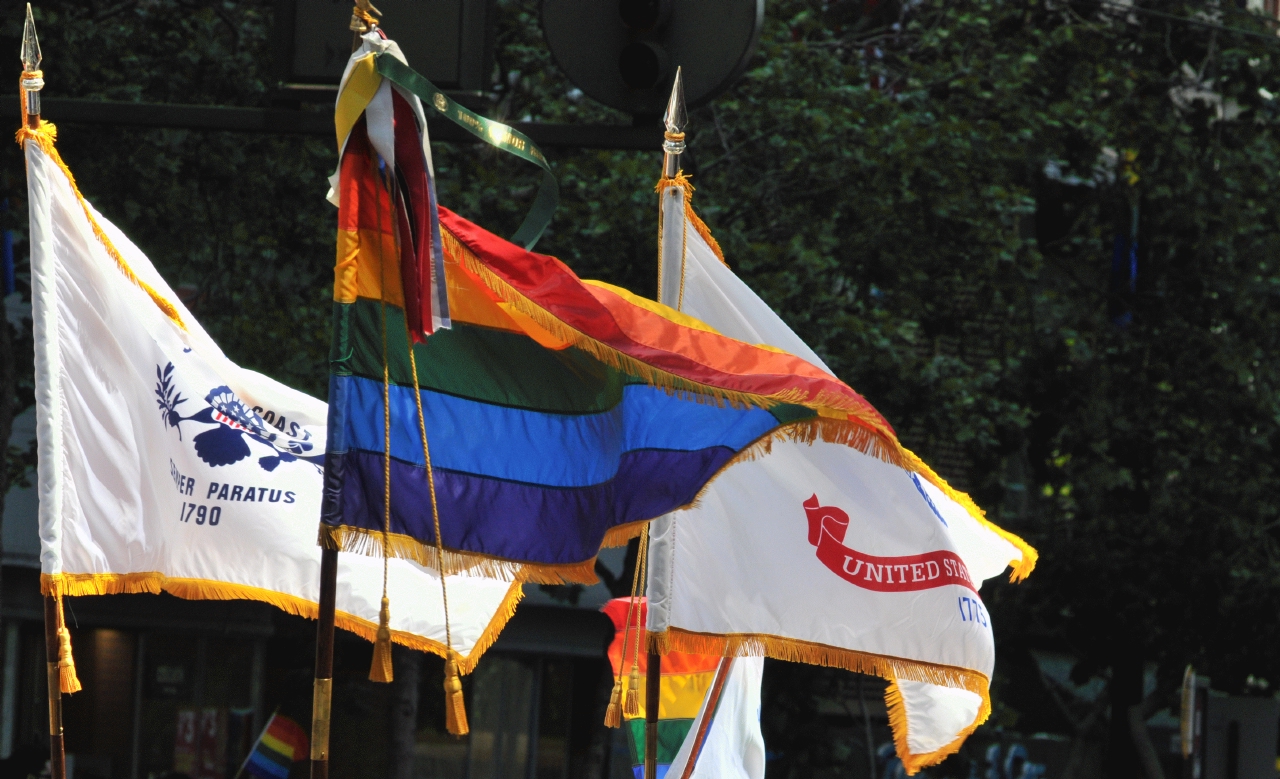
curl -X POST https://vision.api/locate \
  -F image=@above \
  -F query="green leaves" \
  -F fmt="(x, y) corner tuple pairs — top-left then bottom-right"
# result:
(8, 0), (1280, 731)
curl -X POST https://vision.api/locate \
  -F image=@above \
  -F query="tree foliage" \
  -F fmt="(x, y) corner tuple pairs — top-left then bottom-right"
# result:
(5, 0), (1280, 773)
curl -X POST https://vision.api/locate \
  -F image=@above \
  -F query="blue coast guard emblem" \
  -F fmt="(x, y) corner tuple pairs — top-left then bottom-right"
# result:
(154, 362), (323, 471)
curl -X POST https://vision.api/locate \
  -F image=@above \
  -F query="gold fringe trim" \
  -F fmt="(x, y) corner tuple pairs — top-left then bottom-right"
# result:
(601, 519), (648, 548)
(885, 679), (991, 775)
(442, 228), (865, 415)
(686, 417), (1038, 582)
(40, 571), (521, 676)
(650, 628), (990, 695)
(649, 173), (1035, 580)
(442, 223), (1037, 582)
(652, 627), (991, 774)
(320, 421), (1038, 588)
(318, 523), (602, 585)
(16, 121), (187, 331)
(654, 173), (727, 267)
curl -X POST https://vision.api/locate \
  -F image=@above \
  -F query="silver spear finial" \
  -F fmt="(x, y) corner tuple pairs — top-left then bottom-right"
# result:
(21, 3), (43, 126)
(21, 3), (40, 72)
(662, 67), (686, 178)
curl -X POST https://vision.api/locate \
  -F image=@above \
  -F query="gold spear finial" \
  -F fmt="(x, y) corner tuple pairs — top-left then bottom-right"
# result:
(350, 0), (382, 34)
(662, 67), (687, 179)
(21, 3), (43, 128)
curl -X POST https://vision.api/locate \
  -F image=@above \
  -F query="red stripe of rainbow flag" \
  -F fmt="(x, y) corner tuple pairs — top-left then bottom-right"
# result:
(604, 598), (720, 779)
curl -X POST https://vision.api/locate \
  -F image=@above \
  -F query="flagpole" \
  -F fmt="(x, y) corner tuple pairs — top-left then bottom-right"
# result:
(310, 548), (337, 779)
(310, 8), (383, 778)
(22, 9), (62, 779)
(644, 647), (661, 779)
(678, 658), (733, 779)
(646, 69), (687, 779)
(42, 596), (65, 779)
(661, 68), (686, 181)
(232, 707), (280, 779)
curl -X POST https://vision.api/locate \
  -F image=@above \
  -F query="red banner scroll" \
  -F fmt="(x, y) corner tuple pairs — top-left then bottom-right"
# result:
(803, 494), (978, 594)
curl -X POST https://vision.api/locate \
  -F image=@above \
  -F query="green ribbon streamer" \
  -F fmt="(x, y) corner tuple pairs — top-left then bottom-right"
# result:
(376, 54), (558, 250)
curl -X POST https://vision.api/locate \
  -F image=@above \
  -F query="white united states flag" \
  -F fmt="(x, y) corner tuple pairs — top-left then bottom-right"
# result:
(646, 179), (1037, 773)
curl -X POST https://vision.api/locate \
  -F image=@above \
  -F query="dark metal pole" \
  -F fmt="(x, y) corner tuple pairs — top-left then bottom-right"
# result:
(310, 548), (339, 779)
(42, 595), (66, 779)
(644, 649), (661, 779)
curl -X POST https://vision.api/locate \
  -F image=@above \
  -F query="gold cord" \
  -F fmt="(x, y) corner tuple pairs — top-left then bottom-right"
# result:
(366, 152), (394, 683)
(378, 158), (392, 604)
(406, 346), (452, 657)
(616, 530), (646, 686)
(16, 78), (186, 330)
(403, 215), (468, 733)
(622, 526), (649, 717)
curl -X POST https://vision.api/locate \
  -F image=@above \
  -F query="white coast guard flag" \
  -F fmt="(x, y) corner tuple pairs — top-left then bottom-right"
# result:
(646, 181), (1037, 773)
(25, 129), (516, 670)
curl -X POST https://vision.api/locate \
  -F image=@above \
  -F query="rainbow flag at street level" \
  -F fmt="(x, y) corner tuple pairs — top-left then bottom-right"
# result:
(240, 714), (308, 779)
(604, 598), (721, 779)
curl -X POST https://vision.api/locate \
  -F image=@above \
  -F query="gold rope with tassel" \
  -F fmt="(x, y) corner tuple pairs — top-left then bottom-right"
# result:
(603, 674), (624, 729)
(622, 527), (649, 718)
(54, 595), (80, 694)
(369, 595), (393, 682)
(605, 528), (649, 728)
(368, 155), (395, 684)
(408, 336), (468, 735)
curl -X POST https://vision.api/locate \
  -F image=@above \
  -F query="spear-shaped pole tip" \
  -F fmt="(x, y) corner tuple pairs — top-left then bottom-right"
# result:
(21, 3), (41, 72)
(663, 67), (686, 136)
(21, 3), (43, 127)
(661, 67), (686, 178)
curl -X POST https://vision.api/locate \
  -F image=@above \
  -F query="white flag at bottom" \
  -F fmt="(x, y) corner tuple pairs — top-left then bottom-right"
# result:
(25, 127), (517, 671)
(666, 657), (766, 779)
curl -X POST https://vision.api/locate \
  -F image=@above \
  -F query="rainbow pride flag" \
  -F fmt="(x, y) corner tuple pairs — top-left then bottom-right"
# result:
(604, 598), (721, 779)
(240, 713), (308, 779)
(320, 43), (907, 585)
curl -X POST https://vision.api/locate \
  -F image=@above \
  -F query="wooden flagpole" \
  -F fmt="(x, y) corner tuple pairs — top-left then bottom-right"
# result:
(311, 8), (384, 776)
(42, 595), (66, 779)
(644, 648), (661, 779)
(310, 548), (338, 779)
(678, 657), (733, 779)
(23, 9), (62, 779)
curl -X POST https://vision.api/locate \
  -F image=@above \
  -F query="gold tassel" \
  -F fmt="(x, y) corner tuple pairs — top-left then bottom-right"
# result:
(55, 597), (81, 694)
(623, 664), (641, 717)
(57, 627), (81, 694)
(368, 596), (394, 683)
(603, 676), (624, 728)
(443, 658), (469, 736)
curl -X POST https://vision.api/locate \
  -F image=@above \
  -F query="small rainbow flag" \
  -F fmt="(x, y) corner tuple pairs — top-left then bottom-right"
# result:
(239, 713), (308, 779)
(604, 597), (722, 779)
